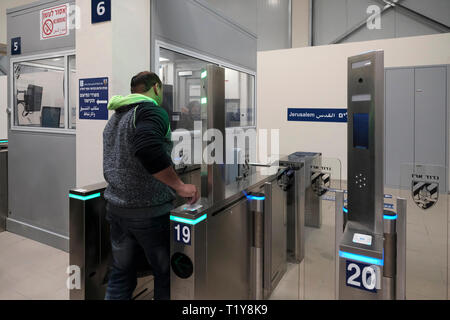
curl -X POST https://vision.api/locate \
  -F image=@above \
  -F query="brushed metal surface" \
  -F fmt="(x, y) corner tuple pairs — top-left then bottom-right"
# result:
(335, 190), (345, 299)
(395, 197), (407, 300)
(347, 51), (384, 235)
(295, 166), (306, 262)
(69, 177), (207, 300)
(0, 150), (7, 232)
(338, 222), (384, 300)
(170, 209), (207, 300)
(170, 169), (289, 300)
(201, 65), (226, 203)
(207, 198), (251, 299)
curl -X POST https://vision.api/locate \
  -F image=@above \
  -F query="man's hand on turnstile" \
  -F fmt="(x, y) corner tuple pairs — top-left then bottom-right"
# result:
(176, 184), (200, 205)
(153, 166), (199, 204)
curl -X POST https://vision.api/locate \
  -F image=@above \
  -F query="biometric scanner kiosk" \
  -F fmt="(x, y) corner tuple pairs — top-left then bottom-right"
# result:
(335, 50), (406, 300)
(170, 65), (291, 300)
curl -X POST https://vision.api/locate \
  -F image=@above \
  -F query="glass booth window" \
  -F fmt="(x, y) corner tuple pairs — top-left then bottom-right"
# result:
(12, 54), (76, 131)
(13, 58), (65, 128)
(69, 55), (77, 129)
(159, 48), (255, 131)
(224, 68), (255, 128)
(159, 48), (208, 131)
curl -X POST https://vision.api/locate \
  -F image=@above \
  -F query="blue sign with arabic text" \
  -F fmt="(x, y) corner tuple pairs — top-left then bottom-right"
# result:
(288, 108), (348, 123)
(79, 77), (109, 120)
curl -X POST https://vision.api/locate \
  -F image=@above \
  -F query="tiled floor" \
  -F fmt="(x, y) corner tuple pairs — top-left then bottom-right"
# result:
(0, 188), (448, 300)
(0, 232), (69, 300)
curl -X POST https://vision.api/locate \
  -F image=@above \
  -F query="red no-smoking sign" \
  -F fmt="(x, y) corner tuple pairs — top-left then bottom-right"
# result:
(40, 4), (69, 40)
(43, 19), (54, 36)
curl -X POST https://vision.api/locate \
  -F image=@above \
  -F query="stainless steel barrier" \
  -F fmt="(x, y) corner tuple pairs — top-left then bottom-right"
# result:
(249, 193), (264, 300)
(69, 167), (200, 300)
(170, 170), (289, 300)
(263, 178), (287, 299)
(0, 144), (7, 233)
(396, 198), (407, 300)
(334, 190), (345, 299)
(280, 152), (322, 263)
(334, 191), (407, 300)
(285, 166), (306, 263)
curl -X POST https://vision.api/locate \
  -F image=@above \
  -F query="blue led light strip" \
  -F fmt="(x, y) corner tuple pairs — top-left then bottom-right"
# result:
(344, 207), (397, 220)
(243, 191), (265, 201)
(0, 140), (8, 143)
(69, 193), (101, 201)
(339, 250), (384, 266)
(170, 214), (207, 225)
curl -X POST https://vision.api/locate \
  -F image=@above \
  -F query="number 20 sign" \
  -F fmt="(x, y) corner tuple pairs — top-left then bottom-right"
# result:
(346, 260), (381, 293)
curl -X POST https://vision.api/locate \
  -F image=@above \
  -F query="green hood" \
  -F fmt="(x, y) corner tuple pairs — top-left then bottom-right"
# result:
(107, 94), (158, 111)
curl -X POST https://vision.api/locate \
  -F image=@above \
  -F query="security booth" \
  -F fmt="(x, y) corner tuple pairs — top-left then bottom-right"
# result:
(6, 1), (76, 250)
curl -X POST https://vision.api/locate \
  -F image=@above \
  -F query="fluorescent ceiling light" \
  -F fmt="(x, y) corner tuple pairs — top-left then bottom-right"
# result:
(159, 57), (169, 62)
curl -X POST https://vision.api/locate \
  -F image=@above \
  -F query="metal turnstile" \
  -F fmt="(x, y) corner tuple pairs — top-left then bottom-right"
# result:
(279, 151), (321, 262)
(69, 183), (154, 300)
(69, 167), (201, 300)
(335, 191), (407, 300)
(170, 170), (288, 300)
(280, 152), (322, 229)
(0, 144), (8, 232)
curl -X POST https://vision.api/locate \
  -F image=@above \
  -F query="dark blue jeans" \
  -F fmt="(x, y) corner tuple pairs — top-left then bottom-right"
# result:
(105, 211), (170, 300)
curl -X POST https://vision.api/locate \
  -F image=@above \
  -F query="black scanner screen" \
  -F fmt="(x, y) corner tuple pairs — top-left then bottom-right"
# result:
(353, 113), (369, 149)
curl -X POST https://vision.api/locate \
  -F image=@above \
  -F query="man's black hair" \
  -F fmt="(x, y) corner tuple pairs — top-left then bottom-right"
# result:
(131, 71), (162, 94)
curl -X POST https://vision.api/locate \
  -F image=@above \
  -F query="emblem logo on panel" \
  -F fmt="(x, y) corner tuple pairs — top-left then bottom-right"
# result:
(412, 181), (439, 210)
(311, 172), (330, 197)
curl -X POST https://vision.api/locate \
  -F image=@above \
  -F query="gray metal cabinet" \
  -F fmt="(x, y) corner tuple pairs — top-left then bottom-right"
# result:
(414, 67), (447, 168)
(385, 68), (415, 187)
(385, 66), (448, 189)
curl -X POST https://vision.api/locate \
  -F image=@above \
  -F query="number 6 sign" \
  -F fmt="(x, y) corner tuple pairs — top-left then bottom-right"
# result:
(91, 0), (111, 24)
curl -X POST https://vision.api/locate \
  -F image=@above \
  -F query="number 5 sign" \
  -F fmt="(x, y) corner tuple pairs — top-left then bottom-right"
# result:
(92, 0), (111, 24)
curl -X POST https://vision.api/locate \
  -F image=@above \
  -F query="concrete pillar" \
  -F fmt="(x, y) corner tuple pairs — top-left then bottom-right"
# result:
(76, 0), (151, 187)
(292, 0), (311, 48)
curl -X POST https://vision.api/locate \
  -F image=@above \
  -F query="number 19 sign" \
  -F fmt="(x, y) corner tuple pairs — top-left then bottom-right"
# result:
(174, 223), (191, 245)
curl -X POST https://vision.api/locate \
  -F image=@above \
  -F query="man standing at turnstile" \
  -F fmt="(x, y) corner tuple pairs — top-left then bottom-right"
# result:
(103, 71), (199, 300)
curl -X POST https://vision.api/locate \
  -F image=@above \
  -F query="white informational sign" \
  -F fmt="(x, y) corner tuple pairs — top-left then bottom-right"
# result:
(352, 233), (373, 246)
(40, 4), (70, 40)
(189, 85), (201, 97)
